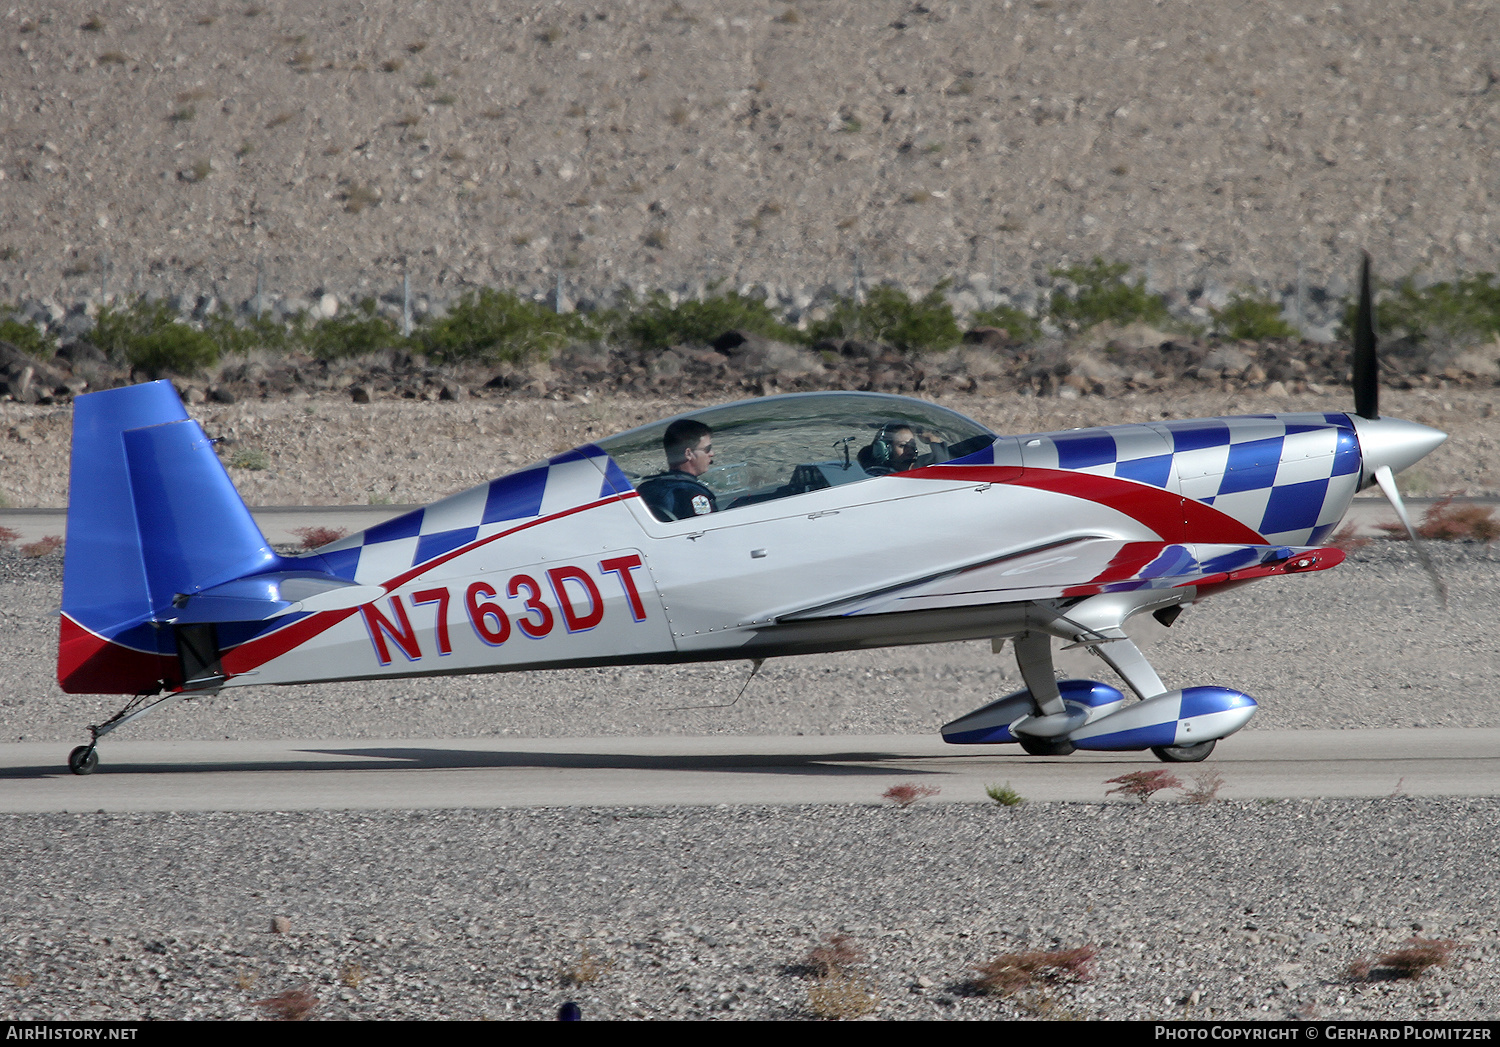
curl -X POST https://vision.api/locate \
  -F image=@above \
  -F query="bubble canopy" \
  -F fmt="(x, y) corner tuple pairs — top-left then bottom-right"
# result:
(595, 392), (996, 515)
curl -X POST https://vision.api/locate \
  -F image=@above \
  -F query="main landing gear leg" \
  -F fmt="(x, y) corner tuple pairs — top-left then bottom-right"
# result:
(1090, 636), (1166, 701)
(1090, 635), (1217, 763)
(1012, 631), (1076, 756)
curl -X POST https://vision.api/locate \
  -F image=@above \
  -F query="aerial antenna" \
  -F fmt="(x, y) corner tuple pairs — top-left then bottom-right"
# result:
(658, 658), (764, 711)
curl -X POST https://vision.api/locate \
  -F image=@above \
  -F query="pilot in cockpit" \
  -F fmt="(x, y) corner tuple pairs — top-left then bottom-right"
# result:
(636, 419), (718, 521)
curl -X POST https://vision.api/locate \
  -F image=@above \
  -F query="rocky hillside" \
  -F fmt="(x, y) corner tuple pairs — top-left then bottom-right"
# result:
(3, 0), (1499, 316)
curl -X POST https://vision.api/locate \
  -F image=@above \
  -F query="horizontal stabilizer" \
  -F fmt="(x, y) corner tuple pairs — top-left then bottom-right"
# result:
(170, 572), (387, 623)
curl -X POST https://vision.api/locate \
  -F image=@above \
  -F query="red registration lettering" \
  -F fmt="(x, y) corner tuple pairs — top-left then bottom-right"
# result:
(547, 566), (605, 633)
(465, 582), (511, 646)
(360, 596), (422, 665)
(599, 554), (648, 621)
(411, 588), (453, 655)
(506, 574), (555, 638)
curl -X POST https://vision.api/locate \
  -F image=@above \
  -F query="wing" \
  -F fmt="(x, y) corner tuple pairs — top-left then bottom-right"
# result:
(780, 538), (1343, 620)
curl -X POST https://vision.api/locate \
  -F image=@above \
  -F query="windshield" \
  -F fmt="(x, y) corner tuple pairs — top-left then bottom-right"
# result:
(596, 392), (995, 517)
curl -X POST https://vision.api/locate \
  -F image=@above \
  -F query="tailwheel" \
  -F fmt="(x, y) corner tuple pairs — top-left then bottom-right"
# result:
(1151, 740), (1215, 763)
(68, 745), (98, 776)
(1018, 736), (1076, 757)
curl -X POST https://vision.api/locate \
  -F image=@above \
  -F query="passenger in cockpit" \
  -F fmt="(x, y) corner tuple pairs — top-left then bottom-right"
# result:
(858, 423), (920, 474)
(637, 419), (718, 521)
(858, 423), (952, 475)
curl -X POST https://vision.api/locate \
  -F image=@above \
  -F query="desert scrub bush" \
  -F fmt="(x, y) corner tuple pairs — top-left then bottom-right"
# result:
(557, 944), (609, 987)
(806, 972), (876, 1019)
(803, 933), (864, 977)
(610, 287), (800, 350)
(412, 287), (587, 364)
(291, 526), (347, 550)
(807, 282), (963, 352)
(1180, 770), (1226, 805)
(20, 535), (64, 558)
(1347, 938), (1459, 982)
(796, 933), (874, 1019)
(90, 298), (219, 375)
(1049, 257), (1170, 331)
(227, 447), (271, 471)
(306, 299), (405, 359)
(200, 308), (301, 356)
(973, 945), (1096, 996)
(1104, 768), (1182, 803)
(882, 782), (939, 806)
(1211, 292), (1297, 340)
(1378, 495), (1500, 542)
(1351, 272), (1500, 346)
(254, 985), (318, 1020)
(985, 781), (1025, 807)
(970, 303), (1041, 344)
(0, 309), (57, 358)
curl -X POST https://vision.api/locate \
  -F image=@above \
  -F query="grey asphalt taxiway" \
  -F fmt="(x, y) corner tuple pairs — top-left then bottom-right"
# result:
(2, 729), (1496, 812)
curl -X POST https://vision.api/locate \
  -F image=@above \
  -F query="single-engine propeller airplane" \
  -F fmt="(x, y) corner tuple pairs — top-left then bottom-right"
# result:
(57, 258), (1446, 774)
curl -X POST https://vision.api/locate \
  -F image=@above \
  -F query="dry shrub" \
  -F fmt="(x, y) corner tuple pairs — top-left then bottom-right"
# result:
(291, 526), (347, 550)
(1417, 497), (1499, 541)
(1105, 769), (1181, 803)
(255, 985), (318, 1020)
(0, 525), (19, 546)
(1366, 938), (1459, 980)
(806, 971), (876, 1019)
(974, 945), (1097, 995)
(1181, 770), (1226, 805)
(804, 933), (863, 977)
(1328, 522), (1371, 552)
(882, 782), (940, 807)
(20, 535), (63, 558)
(1378, 496), (1499, 542)
(557, 945), (608, 987)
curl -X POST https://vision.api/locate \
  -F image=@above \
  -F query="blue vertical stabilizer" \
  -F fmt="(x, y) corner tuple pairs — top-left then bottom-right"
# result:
(62, 381), (282, 639)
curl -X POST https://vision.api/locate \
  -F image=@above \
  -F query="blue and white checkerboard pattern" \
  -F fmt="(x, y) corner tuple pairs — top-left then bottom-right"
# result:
(1013, 412), (1361, 546)
(306, 445), (634, 585)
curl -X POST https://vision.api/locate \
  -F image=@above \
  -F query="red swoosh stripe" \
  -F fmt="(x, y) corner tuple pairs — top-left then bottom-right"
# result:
(902, 465), (1267, 545)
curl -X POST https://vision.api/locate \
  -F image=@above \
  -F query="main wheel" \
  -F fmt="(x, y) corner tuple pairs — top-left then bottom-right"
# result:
(1019, 736), (1076, 757)
(1151, 740), (1216, 763)
(68, 745), (98, 776)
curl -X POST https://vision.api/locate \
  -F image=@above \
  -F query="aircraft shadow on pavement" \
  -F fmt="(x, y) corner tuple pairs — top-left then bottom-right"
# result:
(2, 744), (1100, 780)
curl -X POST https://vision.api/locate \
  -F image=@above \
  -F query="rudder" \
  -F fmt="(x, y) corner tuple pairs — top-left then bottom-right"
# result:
(59, 381), (282, 693)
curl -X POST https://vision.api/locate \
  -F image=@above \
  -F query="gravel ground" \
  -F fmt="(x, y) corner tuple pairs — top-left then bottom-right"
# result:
(2, 543), (1497, 1020)
(0, 803), (1496, 1021)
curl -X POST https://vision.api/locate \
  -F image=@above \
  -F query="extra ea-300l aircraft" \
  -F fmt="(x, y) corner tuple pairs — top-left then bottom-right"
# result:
(56, 260), (1446, 774)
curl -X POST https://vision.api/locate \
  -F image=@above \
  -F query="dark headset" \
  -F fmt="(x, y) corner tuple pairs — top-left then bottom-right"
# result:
(868, 422), (913, 469)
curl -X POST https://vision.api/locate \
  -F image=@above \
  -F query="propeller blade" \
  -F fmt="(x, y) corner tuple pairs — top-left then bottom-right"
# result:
(1353, 252), (1379, 420)
(1373, 464), (1448, 608)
